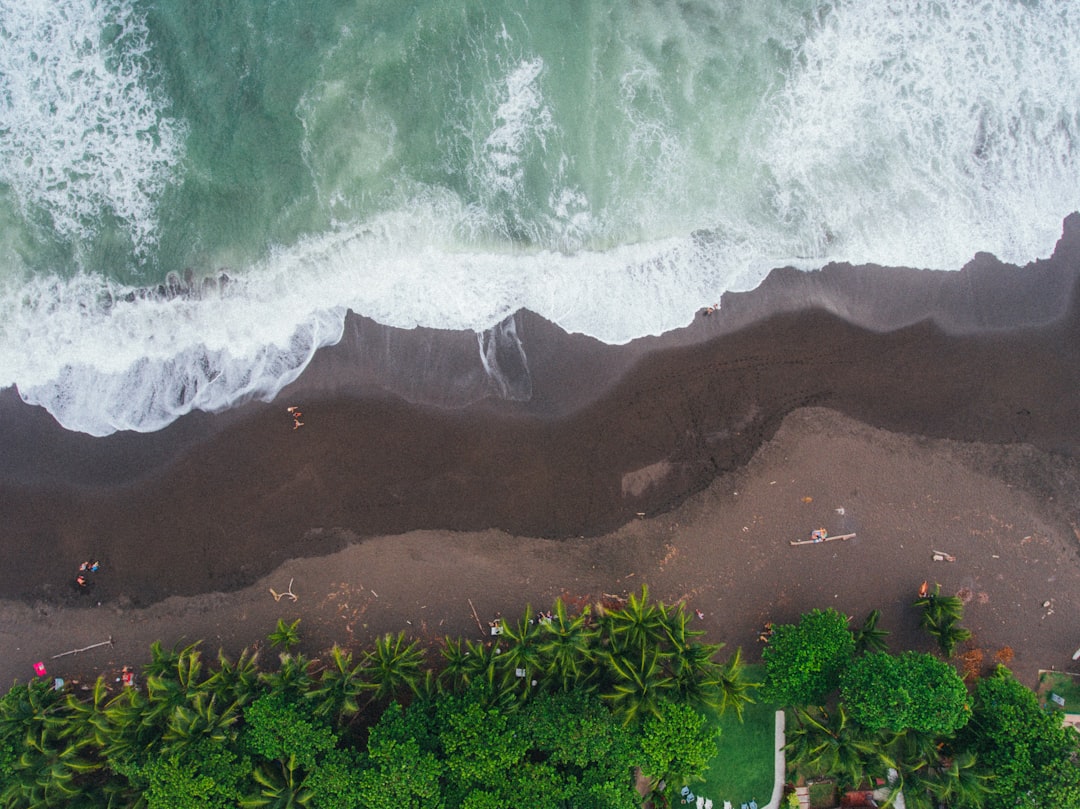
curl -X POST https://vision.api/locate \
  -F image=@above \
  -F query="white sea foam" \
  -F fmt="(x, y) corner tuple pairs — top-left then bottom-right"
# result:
(761, 0), (1080, 269)
(2, 0), (1079, 436)
(0, 0), (184, 253)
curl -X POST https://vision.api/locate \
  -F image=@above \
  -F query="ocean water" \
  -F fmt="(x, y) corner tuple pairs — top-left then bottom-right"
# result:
(1, 0), (1078, 435)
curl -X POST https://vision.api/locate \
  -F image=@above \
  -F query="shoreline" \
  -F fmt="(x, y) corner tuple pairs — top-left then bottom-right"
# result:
(2, 217), (1080, 687)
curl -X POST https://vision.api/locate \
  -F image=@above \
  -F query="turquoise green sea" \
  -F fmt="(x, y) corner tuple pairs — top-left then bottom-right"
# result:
(0, 0), (1077, 434)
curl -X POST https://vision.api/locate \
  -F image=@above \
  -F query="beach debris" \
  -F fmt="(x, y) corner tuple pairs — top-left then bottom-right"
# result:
(51, 636), (114, 660)
(835, 507), (845, 515)
(932, 550), (956, 562)
(269, 578), (298, 602)
(33, 662), (47, 677)
(790, 530), (856, 546)
(467, 598), (484, 633)
(801, 496), (813, 503)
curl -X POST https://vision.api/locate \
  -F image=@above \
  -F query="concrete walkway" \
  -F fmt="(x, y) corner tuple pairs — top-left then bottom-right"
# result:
(764, 710), (787, 809)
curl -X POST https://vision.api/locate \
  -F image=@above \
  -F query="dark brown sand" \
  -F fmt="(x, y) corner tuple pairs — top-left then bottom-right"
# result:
(2, 215), (1080, 690)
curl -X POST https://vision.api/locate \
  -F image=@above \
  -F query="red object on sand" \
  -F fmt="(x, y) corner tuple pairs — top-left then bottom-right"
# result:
(33, 662), (47, 677)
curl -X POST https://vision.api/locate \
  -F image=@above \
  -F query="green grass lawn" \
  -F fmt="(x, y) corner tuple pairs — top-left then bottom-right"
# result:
(692, 666), (778, 808)
(1037, 670), (1080, 713)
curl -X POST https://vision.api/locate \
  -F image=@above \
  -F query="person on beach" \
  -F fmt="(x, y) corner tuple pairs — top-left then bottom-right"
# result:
(288, 405), (305, 429)
(75, 575), (87, 588)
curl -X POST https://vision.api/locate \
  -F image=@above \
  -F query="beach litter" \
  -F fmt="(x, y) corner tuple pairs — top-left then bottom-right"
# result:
(932, 550), (956, 562)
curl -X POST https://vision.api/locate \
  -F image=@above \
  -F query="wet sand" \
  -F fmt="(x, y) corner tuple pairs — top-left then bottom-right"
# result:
(1, 215), (1079, 689)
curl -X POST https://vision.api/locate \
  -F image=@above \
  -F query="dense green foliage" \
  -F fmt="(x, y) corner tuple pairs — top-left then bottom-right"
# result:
(840, 651), (969, 735)
(772, 600), (1079, 809)
(761, 608), (855, 706)
(0, 588), (746, 808)
(958, 665), (1080, 809)
(3, 595), (1077, 809)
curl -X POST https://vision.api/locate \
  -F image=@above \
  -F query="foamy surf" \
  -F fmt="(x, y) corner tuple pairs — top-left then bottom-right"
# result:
(0, 0), (1078, 436)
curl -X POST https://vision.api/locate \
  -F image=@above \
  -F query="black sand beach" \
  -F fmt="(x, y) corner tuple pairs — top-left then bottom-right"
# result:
(2, 215), (1079, 689)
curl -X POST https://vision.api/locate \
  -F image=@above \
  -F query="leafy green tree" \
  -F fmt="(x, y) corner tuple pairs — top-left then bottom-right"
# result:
(637, 701), (719, 789)
(434, 693), (530, 797)
(761, 608), (855, 706)
(242, 693), (338, 772)
(841, 651), (969, 735)
(957, 665), (1080, 809)
(304, 748), (365, 809)
(128, 737), (251, 809)
(355, 702), (442, 809)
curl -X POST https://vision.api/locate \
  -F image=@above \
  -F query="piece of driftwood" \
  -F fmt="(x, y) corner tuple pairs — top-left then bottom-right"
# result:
(790, 532), (857, 546)
(467, 598), (484, 634)
(269, 578), (297, 602)
(52, 636), (114, 659)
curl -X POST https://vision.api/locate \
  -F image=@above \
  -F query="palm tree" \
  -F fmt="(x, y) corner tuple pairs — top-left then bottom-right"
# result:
(538, 598), (599, 692)
(143, 639), (205, 682)
(600, 585), (669, 655)
(0, 680), (99, 807)
(716, 647), (758, 721)
(362, 631), (425, 705)
(914, 585), (964, 628)
(307, 645), (365, 724)
(203, 647), (262, 707)
(854, 610), (890, 654)
(499, 605), (544, 694)
(261, 653), (315, 699)
(268, 619), (302, 654)
(927, 750), (992, 808)
(242, 755), (314, 809)
(439, 636), (474, 693)
(661, 602), (706, 653)
(667, 640), (724, 713)
(784, 705), (882, 790)
(161, 689), (242, 755)
(924, 618), (973, 658)
(601, 644), (674, 725)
